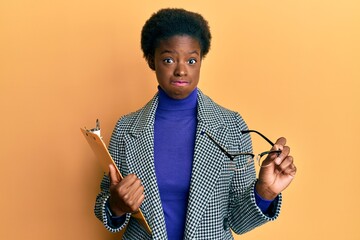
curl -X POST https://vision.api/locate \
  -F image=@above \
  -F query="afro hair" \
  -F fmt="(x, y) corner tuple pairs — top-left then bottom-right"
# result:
(141, 8), (212, 70)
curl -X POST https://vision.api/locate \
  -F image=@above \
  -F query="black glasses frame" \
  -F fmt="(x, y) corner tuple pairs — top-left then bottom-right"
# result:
(202, 130), (281, 167)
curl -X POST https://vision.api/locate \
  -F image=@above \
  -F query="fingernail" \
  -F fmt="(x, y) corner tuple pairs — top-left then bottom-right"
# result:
(275, 157), (281, 165)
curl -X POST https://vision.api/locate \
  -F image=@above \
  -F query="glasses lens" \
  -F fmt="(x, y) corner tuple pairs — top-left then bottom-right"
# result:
(232, 155), (254, 171)
(257, 153), (267, 167)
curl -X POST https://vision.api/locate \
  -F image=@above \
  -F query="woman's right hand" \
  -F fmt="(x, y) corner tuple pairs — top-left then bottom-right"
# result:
(108, 164), (145, 217)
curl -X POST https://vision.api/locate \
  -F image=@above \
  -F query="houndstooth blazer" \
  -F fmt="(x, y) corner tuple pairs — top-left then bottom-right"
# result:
(94, 89), (281, 239)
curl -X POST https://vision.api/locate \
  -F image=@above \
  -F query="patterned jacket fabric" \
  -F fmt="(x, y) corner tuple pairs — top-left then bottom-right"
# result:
(94, 89), (281, 239)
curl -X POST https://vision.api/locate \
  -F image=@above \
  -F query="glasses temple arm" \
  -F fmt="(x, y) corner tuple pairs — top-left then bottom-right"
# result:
(241, 129), (275, 146)
(201, 131), (235, 160)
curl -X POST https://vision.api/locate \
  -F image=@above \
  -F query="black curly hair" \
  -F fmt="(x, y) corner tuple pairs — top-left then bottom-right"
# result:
(141, 8), (212, 70)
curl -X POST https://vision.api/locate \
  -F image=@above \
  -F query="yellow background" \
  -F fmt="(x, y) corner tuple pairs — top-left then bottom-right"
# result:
(1, 0), (359, 239)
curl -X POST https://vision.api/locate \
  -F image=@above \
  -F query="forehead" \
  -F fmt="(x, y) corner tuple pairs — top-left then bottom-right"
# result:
(156, 35), (201, 53)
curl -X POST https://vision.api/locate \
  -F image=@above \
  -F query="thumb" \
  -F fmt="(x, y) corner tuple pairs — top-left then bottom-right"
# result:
(108, 164), (121, 186)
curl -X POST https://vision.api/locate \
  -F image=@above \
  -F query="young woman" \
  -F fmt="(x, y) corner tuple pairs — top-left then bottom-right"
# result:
(95, 8), (296, 240)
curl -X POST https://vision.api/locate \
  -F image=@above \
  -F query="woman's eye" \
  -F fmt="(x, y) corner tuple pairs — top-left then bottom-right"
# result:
(163, 58), (174, 64)
(188, 58), (197, 65)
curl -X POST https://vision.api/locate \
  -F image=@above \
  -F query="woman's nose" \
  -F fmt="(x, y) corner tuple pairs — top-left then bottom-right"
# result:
(174, 63), (187, 77)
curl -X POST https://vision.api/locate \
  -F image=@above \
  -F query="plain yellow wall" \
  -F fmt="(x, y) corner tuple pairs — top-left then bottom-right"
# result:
(1, 1), (359, 239)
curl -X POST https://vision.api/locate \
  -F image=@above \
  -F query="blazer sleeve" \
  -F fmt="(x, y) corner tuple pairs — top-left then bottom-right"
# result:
(228, 113), (282, 235)
(93, 118), (131, 233)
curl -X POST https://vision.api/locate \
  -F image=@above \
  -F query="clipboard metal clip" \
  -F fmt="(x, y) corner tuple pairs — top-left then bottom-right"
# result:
(94, 119), (100, 131)
(84, 119), (101, 138)
(85, 119), (100, 132)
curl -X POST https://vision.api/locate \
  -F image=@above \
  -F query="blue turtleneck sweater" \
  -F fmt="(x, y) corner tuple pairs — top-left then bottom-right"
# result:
(154, 87), (198, 240)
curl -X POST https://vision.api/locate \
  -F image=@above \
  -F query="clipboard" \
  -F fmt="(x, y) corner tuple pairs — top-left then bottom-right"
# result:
(81, 120), (151, 234)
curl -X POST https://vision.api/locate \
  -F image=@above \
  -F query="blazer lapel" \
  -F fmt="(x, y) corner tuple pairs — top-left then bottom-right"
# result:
(184, 91), (229, 240)
(123, 95), (168, 239)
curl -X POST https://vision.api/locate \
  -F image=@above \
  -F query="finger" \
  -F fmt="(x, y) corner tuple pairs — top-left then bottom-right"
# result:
(274, 137), (286, 150)
(126, 176), (143, 196)
(128, 193), (145, 213)
(116, 174), (138, 194)
(120, 178), (144, 212)
(275, 155), (293, 174)
(134, 193), (145, 212)
(109, 164), (121, 186)
(282, 162), (297, 177)
(116, 174), (142, 199)
(132, 184), (144, 200)
(273, 139), (285, 151)
(129, 187), (145, 212)
(274, 145), (290, 165)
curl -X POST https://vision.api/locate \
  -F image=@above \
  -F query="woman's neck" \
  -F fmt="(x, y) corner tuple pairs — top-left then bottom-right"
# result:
(157, 86), (198, 111)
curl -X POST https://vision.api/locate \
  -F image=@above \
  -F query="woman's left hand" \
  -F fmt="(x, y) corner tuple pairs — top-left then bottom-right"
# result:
(255, 137), (297, 200)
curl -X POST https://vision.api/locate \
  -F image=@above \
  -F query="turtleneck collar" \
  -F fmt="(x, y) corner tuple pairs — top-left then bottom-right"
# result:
(157, 86), (198, 111)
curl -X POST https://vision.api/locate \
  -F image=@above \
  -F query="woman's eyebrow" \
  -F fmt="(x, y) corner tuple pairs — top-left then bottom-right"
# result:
(159, 50), (200, 55)
(159, 50), (174, 55)
(188, 50), (200, 55)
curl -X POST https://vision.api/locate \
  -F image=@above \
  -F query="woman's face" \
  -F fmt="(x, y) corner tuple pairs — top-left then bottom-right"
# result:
(154, 35), (202, 99)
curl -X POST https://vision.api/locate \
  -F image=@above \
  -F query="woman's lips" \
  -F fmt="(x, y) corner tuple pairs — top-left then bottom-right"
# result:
(171, 80), (189, 86)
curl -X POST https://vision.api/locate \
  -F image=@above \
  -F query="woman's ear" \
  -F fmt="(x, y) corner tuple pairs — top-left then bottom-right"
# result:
(147, 55), (155, 71)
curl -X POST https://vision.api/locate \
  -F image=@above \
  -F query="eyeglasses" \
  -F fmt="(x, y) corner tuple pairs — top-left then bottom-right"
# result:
(202, 130), (281, 171)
